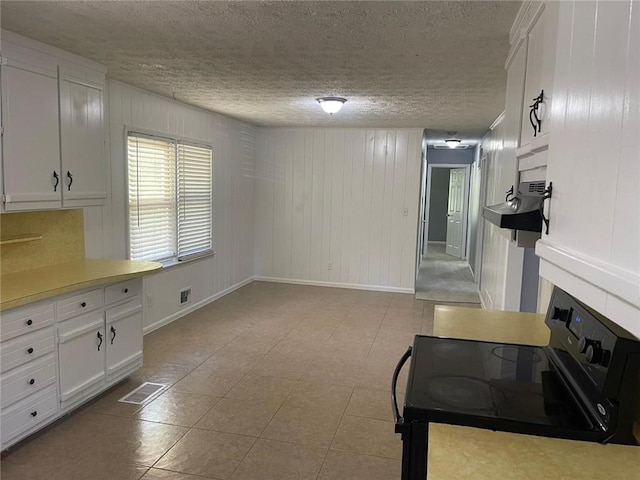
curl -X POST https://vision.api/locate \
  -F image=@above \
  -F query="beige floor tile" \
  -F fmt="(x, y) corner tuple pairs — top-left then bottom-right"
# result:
(51, 459), (149, 480)
(231, 439), (327, 480)
(171, 370), (245, 397)
(317, 449), (401, 480)
(129, 363), (195, 388)
(140, 468), (211, 479)
(155, 429), (255, 479)
(247, 352), (312, 380)
(195, 397), (283, 437)
(79, 414), (190, 466)
(135, 391), (220, 427)
(222, 332), (285, 355)
(331, 415), (402, 459)
(0, 453), (69, 480)
(192, 350), (263, 376)
(345, 387), (395, 422)
(282, 380), (353, 414)
(260, 404), (342, 447)
(302, 357), (365, 387)
(224, 374), (296, 403)
(143, 343), (215, 368)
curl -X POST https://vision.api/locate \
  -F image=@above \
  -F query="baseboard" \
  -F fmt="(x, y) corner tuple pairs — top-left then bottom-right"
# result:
(427, 241), (446, 245)
(143, 276), (256, 335)
(254, 276), (415, 294)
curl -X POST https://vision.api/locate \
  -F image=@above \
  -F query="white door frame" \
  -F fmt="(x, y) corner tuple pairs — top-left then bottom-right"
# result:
(423, 163), (471, 259)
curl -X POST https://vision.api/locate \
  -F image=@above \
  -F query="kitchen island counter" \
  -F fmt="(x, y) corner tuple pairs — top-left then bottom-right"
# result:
(426, 305), (640, 478)
(0, 259), (162, 311)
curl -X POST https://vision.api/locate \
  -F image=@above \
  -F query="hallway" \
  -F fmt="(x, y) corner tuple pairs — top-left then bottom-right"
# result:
(415, 243), (480, 304)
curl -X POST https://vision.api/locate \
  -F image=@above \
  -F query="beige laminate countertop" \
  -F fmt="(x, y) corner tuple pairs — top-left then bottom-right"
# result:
(0, 259), (162, 311)
(428, 305), (640, 479)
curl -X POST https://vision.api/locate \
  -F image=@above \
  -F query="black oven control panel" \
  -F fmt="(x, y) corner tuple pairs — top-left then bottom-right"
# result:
(545, 287), (640, 401)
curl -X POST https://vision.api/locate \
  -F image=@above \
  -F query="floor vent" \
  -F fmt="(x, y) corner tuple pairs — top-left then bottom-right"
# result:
(118, 382), (166, 405)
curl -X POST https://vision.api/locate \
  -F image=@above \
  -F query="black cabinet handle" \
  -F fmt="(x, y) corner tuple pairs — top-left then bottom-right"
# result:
(97, 331), (103, 351)
(505, 185), (515, 203)
(110, 326), (116, 344)
(27, 347), (34, 354)
(67, 171), (73, 191)
(31, 411), (38, 417)
(26, 319), (33, 326)
(53, 171), (60, 192)
(123, 288), (129, 293)
(29, 378), (35, 385)
(539, 182), (553, 235)
(81, 302), (87, 308)
(529, 90), (544, 137)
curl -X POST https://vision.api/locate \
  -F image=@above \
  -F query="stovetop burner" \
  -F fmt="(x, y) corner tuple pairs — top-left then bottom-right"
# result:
(424, 375), (506, 411)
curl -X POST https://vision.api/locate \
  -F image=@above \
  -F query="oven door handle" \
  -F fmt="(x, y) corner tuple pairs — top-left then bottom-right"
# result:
(392, 346), (412, 431)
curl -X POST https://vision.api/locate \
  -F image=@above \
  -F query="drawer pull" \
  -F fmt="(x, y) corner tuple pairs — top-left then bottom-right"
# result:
(80, 302), (87, 308)
(31, 411), (38, 417)
(26, 319), (33, 326)
(123, 288), (129, 293)
(29, 378), (35, 385)
(110, 326), (117, 344)
(27, 347), (34, 354)
(97, 331), (103, 351)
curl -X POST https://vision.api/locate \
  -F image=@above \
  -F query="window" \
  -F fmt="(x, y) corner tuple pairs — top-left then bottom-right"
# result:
(127, 132), (213, 263)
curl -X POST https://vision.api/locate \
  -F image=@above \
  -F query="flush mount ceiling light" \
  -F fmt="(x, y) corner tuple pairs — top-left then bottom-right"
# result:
(445, 138), (462, 148)
(317, 97), (347, 115)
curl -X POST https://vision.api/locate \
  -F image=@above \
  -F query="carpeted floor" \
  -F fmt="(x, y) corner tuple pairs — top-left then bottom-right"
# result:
(415, 243), (480, 304)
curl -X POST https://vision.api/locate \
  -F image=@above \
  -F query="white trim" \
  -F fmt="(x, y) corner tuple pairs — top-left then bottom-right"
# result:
(428, 241), (446, 245)
(536, 240), (640, 308)
(509, 1), (533, 45)
(142, 276), (255, 335)
(254, 276), (415, 294)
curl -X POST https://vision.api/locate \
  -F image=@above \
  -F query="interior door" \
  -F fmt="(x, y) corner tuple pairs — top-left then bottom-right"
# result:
(445, 168), (466, 258)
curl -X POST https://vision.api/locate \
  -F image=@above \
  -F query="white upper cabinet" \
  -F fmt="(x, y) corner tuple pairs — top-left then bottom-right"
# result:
(518, 2), (559, 151)
(0, 31), (107, 211)
(1, 54), (62, 210)
(59, 67), (107, 207)
(536, 0), (640, 337)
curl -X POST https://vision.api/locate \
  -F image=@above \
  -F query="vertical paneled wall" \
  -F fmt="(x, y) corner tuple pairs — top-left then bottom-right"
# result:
(84, 80), (256, 332)
(254, 128), (422, 292)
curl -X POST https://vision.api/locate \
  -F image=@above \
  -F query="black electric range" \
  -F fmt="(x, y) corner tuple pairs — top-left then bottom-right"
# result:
(392, 287), (640, 480)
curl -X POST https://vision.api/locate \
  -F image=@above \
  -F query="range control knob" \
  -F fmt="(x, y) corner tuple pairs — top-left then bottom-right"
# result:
(552, 307), (570, 322)
(586, 344), (604, 365)
(578, 337), (595, 353)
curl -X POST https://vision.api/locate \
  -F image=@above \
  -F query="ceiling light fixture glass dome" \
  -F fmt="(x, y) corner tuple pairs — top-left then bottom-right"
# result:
(317, 97), (347, 115)
(445, 139), (462, 148)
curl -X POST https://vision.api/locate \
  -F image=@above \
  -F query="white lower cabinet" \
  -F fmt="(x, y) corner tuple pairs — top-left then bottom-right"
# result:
(57, 312), (106, 408)
(0, 278), (144, 449)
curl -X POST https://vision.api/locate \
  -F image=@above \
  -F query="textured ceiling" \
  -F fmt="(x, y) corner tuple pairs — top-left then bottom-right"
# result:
(0, 1), (520, 134)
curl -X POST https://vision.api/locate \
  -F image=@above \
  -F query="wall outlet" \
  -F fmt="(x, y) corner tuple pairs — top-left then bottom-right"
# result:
(328, 262), (333, 271)
(179, 287), (192, 305)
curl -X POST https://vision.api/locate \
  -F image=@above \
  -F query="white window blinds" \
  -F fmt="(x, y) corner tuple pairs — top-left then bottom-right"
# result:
(177, 142), (213, 260)
(127, 132), (213, 263)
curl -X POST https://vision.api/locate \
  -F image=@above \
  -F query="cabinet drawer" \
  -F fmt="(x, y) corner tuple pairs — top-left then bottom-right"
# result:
(57, 288), (103, 321)
(0, 301), (54, 342)
(1, 385), (57, 446)
(0, 327), (55, 373)
(1, 353), (56, 408)
(104, 279), (141, 306)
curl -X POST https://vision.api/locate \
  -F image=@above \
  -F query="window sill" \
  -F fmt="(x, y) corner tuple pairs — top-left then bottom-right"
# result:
(159, 251), (216, 270)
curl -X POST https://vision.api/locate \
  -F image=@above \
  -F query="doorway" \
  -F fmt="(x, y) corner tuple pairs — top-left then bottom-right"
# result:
(415, 162), (479, 303)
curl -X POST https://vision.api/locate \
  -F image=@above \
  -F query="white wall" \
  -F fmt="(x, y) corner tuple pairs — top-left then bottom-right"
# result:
(84, 80), (256, 332)
(478, 116), (524, 310)
(254, 128), (422, 292)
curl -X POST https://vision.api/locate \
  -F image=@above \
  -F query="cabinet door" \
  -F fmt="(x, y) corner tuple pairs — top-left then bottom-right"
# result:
(59, 68), (107, 207)
(105, 299), (143, 380)
(57, 313), (105, 405)
(1, 60), (62, 211)
(519, 3), (558, 148)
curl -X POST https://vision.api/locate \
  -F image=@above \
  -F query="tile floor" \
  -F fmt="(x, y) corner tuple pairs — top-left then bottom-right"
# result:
(1, 281), (479, 480)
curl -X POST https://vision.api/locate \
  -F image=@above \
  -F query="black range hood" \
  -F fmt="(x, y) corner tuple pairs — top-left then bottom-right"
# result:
(482, 181), (551, 233)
